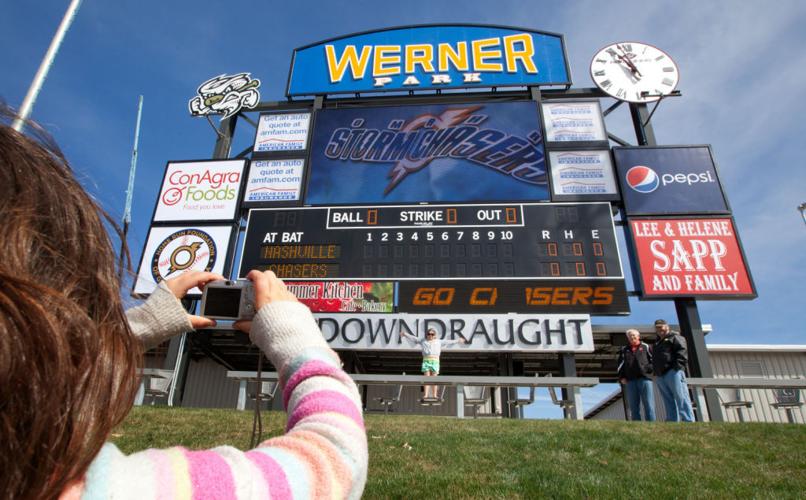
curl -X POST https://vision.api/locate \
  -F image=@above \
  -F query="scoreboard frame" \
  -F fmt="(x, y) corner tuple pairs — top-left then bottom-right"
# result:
(236, 202), (629, 314)
(238, 202), (625, 281)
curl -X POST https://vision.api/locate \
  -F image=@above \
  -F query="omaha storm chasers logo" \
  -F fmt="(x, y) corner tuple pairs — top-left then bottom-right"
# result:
(188, 73), (261, 120)
(150, 229), (217, 283)
(323, 106), (546, 194)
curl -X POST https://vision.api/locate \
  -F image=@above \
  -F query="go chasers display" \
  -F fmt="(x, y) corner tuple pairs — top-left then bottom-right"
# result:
(613, 145), (730, 216)
(153, 159), (247, 222)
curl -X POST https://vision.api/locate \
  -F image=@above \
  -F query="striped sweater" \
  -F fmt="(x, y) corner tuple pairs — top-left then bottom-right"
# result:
(73, 283), (367, 499)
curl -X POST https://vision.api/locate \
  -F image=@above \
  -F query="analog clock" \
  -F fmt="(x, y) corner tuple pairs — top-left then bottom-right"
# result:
(590, 42), (679, 103)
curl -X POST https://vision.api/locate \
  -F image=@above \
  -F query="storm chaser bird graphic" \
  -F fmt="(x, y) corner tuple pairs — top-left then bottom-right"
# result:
(188, 73), (261, 120)
(384, 106), (481, 194)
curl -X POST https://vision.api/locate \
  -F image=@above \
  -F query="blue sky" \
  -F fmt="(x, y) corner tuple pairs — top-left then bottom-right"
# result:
(4, 1), (805, 417)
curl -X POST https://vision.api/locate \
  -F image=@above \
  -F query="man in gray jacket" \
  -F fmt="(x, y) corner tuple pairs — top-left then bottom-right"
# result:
(652, 319), (695, 422)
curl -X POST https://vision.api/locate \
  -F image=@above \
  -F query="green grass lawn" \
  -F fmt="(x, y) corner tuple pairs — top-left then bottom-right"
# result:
(116, 407), (806, 498)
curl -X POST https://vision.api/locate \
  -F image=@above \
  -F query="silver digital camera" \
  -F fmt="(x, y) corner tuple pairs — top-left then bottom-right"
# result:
(200, 279), (256, 321)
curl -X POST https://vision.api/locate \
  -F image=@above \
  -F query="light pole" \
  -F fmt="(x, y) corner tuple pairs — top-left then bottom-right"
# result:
(12, 0), (82, 131)
(799, 203), (806, 227)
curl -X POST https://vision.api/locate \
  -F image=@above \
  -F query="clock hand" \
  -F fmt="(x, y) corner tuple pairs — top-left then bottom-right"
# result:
(615, 46), (642, 77)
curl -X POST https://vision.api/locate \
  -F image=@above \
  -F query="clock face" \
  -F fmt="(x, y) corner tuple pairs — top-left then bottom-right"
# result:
(590, 42), (679, 103)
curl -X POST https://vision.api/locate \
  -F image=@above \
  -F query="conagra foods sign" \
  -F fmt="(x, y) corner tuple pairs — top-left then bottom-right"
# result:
(629, 217), (756, 299)
(154, 159), (247, 222)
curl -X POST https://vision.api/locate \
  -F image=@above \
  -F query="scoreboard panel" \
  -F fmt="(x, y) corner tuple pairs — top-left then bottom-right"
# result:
(397, 279), (629, 314)
(238, 202), (624, 281)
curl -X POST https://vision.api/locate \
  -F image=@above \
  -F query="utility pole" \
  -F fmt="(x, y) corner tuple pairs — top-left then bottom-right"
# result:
(118, 96), (144, 278)
(12, 0), (82, 131)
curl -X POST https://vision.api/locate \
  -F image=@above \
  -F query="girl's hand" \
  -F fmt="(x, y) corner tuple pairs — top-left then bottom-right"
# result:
(164, 271), (225, 329)
(234, 270), (297, 333)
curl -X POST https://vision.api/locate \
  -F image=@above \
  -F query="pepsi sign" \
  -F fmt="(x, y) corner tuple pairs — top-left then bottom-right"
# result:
(613, 146), (730, 216)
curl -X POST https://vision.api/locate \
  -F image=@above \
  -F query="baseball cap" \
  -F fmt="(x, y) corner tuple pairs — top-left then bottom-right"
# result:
(654, 319), (668, 326)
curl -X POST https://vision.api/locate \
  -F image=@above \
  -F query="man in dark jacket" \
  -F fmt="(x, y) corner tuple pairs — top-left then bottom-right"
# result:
(652, 319), (694, 422)
(618, 329), (656, 421)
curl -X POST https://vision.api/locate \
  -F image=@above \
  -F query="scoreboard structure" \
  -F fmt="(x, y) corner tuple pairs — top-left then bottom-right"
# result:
(238, 202), (629, 314)
(136, 25), (754, 421)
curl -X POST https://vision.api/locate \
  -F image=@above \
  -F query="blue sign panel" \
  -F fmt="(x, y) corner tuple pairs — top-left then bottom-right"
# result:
(613, 146), (730, 215)
(287, 25), (570, 96)
(305, 101), (549, 205)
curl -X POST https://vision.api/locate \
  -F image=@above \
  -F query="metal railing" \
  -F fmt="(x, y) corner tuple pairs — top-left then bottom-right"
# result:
(226, 371), (599, 419)
(686, 378), (806, 423)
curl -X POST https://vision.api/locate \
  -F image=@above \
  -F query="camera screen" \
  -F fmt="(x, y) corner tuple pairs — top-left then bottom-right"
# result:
(203, 287), (242, 318)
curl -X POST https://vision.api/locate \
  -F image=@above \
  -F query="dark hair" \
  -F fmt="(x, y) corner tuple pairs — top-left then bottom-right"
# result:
(0, 111), (141, 498)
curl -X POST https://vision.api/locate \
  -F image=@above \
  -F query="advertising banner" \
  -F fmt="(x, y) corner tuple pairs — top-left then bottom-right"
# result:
(134, 225), (235, 296)
(153, 159), (246, 222)
(397, 279), (629, 315)
(253, 112), (311, 153)
(305, 101), (549, 205)
(613, 146), (730, 215)
(315, 313), (593, 352)
(628, 217), (755, 299)
(287, 25), (570, 96)
(286, 281), (394, 313)
(541, 100), (607, 142)
(549, 150), (619, 201)
(243, 159), (304, 204)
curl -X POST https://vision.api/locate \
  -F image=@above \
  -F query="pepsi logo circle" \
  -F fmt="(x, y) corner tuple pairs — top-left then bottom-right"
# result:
(626, 166), (660, 193)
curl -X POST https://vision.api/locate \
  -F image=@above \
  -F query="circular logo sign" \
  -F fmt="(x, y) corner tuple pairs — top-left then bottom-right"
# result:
(626, 165), (660, 193)
(150, 228), (217, 283)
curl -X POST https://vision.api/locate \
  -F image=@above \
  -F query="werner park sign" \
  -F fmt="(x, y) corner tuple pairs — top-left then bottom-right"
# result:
(286, 25), (570, 95)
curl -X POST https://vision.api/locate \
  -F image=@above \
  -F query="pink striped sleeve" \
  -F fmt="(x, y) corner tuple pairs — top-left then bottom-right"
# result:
(182, 450), (237, 500)
(146, 449), (176, 500)
(286, 389), (364, 431)
(282, 359), (353, 408)
(245, 450), (293, 499)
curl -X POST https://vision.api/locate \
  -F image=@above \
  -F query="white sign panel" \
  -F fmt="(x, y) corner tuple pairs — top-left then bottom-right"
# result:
(133, 225), (233, 296)
(244, 159), (304, 203)
(541, 101), (607, 142)
(550, 150), (619, 196)
(254, 112), (311, 152)
(315, 313), (593, 352)
(154, 160), (246, 222)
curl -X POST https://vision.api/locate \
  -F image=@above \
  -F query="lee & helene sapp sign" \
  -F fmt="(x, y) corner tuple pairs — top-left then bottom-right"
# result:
(153, 159), (246, 222)
(629, 217), (755, 299)
(315, 313), (594, 352)
(286, 24), (570, 95)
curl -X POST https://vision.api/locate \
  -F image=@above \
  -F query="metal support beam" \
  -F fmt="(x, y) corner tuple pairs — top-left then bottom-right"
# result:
(629, 102), (723, 422)
(212, 115), (238, 159)
(499, 353), (515, 418)
(560, 353), (583, 420)
(675, 299), (724, 421)
(629, 103), (656, 146)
